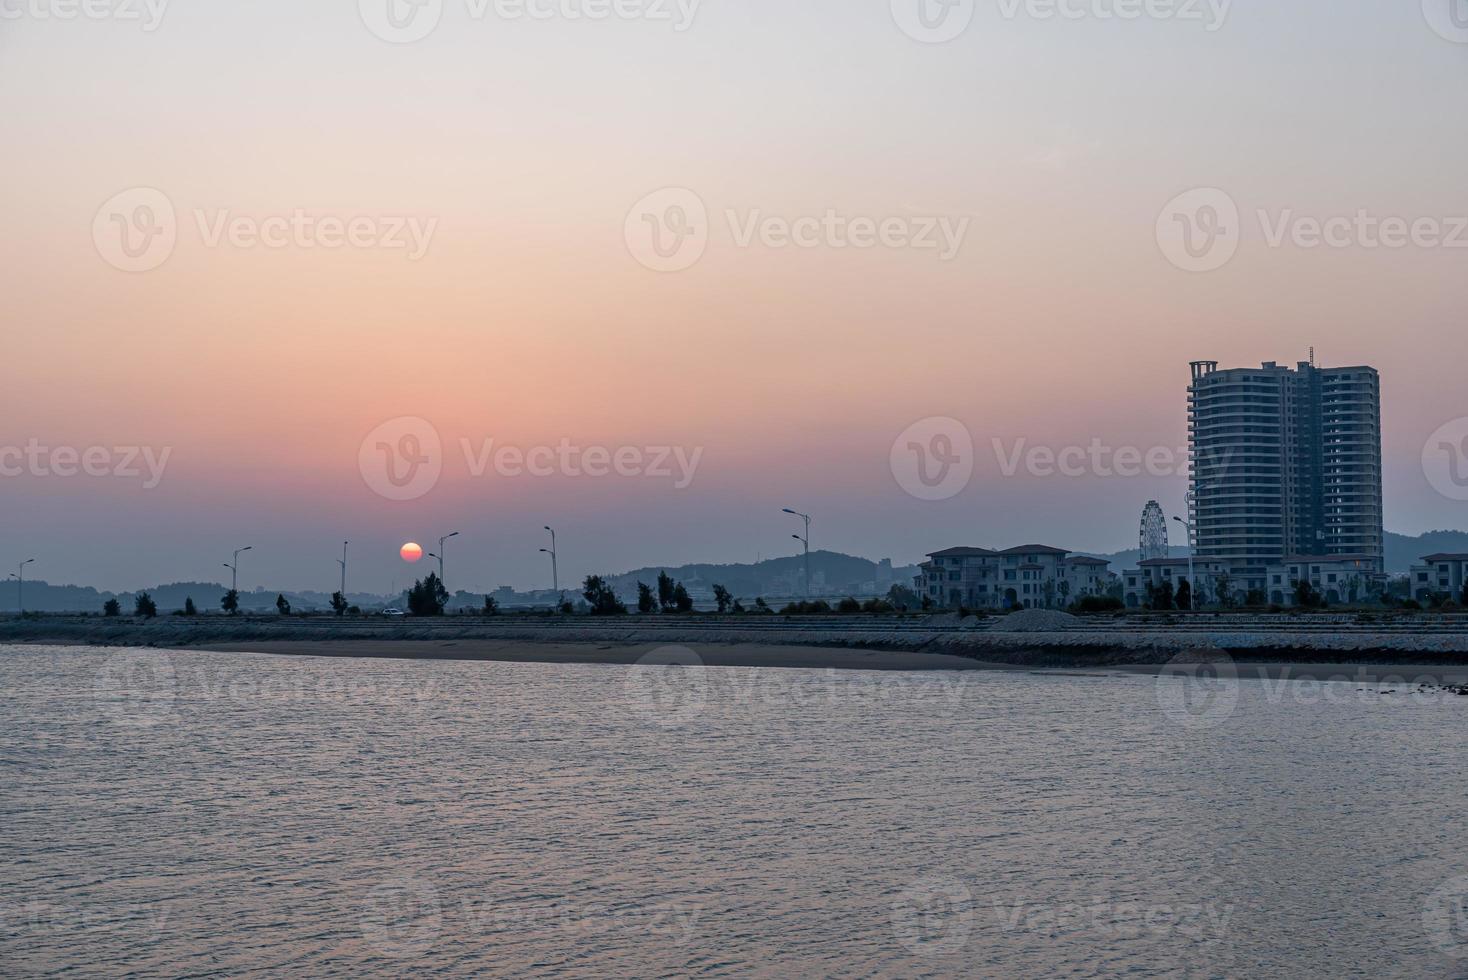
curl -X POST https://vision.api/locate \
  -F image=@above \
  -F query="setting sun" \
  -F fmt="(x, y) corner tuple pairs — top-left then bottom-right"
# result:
(400, 542), (423, 563)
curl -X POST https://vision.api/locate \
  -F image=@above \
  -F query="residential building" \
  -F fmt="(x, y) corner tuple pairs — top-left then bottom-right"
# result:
(1188, 358), (1384, 593)
(917, 545), (1112, 610)
(1408, 554), (1468, 603)
(1122, 557), (1230, 609)
(1264, 555), (1387, 606)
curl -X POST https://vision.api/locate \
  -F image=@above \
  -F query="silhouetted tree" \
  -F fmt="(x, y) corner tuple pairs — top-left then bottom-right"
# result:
(712, 584), (733, 614)
(103, 598), (121, 617)
(183, 597), (198, 616)
(672, 583), (693, 613)
(837, 596), (861, 614)
(1148, 580), (1175, 611)
(330, 591), (349, 616)
(483, 595), (500, 616)
(582, 575), (627, 616)
(887, 584), (918, 611)
(656, 571), (675, 612)
(221, 589), (240, 615)
(1292, 579), (1323, 609)
(1244, 588), (1267, 607)
(637, 581), (657, 614)
(275, 594), (292, 616)
(134, 592), (158, 619)
(1175, 579), (1192, 611)
(1214, 573), (1234, 608)
(754, 597), (771, 614)
(407, 574), (449, 616)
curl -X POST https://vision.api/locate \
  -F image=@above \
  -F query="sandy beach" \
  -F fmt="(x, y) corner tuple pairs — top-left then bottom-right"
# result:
(186, 637), (1468, 685)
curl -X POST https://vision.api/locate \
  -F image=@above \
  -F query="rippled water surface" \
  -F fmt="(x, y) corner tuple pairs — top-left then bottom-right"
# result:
(4, 644), (1468, 978)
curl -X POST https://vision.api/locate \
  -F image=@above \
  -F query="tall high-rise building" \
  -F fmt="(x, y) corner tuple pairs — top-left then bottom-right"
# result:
(1188, 358), (1384, 591)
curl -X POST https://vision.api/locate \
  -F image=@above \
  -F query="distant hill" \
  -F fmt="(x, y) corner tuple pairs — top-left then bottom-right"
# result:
(602, 551), (918, 601)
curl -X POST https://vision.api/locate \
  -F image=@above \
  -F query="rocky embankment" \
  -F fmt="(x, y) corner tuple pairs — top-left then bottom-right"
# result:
(3, 610), (1468, 668)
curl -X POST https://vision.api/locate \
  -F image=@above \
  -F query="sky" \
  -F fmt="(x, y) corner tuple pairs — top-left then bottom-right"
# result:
(2, 0), (1466, 594)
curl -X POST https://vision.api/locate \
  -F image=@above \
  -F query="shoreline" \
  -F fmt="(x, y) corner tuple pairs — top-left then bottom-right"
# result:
(192, 639), (1468, 684)
(5, 626), (1468, 683)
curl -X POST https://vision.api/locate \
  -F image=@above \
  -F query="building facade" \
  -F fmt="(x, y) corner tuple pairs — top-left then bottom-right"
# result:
(1409, 554), (1468, 603)
(1121, 557), (1231, 609)
(918, 545), (1112, 610)
(1264, 555), (1388, 606)
(1188, 359), (1384, 592)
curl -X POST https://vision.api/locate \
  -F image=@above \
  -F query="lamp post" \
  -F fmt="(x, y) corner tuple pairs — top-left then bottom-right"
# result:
(540, 526), (559, 605)
(1173, 491), (1197, 611)
(432, 531), (459, 589)
(783, 508), (811, 599)
(12, 558), (34, 614)
(337, 541), (349, 597)
(223, 546), (252, 594)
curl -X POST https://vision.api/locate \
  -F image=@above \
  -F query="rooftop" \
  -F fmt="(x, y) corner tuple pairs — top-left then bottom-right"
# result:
(927, 547), (998, 559)
(999, 545), (1069, 556)
(1420, 554), (1468, 563)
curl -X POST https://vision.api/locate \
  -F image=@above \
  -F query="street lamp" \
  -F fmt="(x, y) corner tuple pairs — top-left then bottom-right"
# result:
(337, 541), (349, 597)
(12, 558), (34, 614)
(434, 531), (459, 588)
(223, 546), (252, 594)
(540, 525), (559, 606)
(783, 508), (811, 599)
(1173, 490), (1199, 611)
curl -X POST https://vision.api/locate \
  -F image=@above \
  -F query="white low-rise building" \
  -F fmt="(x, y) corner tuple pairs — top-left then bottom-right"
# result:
(918, 545), (1112, 610)
(1121, 557), (1230, 609)
(1408, 553), (1468, 603)
(1265, 555), (1387, 606)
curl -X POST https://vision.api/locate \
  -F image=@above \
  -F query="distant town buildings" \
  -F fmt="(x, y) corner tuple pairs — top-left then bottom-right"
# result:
(1188, 358), (1384, 592)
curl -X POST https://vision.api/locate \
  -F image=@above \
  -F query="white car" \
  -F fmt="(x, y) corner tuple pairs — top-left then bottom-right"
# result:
(380, 607), (406, 617)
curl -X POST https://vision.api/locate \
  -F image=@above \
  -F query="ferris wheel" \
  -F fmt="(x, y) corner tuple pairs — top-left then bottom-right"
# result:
(1139, 500), (1169, 561)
